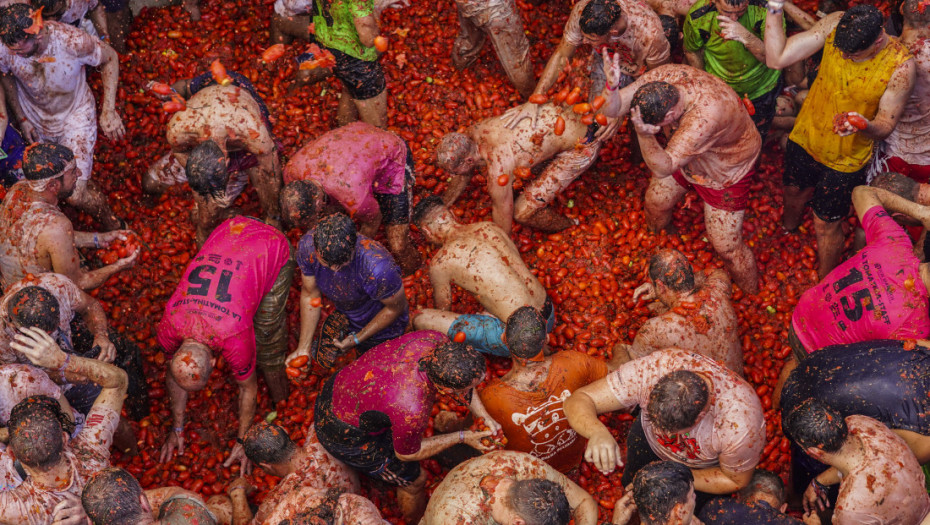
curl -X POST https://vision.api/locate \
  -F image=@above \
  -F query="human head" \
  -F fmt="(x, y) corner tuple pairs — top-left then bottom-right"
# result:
(159, 493), (218, 525)
(0, 4), (40, 54)
(713, 0), (749, 19)
(418, 341), (486, 391)
(82, 468), (149, 525)
(22, 142), (78, 199)
(738, 469), (787, 511)
(6, 286), (59, 333)
(648, 249), (695, 302)
(580, 0), (624, 40)
(784, 398), (848, 456)
(834, 5), (884, 57)
(9, 395), (74, 472)
(646, 371), (709, 433)
(902, 0), (930, 26)
(870, 172), (919, 202)
(278, 488), (342, 525)
(633, 461), (696, 525)
(313, 213), (357, 269)
(631, 82), (682, 126)
(436, 133), (478, 176)
(505, 306), (547, 361)
(242, 421), (297, 476)
(281, 180), (323, 231)
(411, 195), (450, 244)
(186, 140), (229, 200)
(817, 0), (846, 15)
(501, 479), (572, 525)
(169, 340), (213, 392)
(30, 0), (67, 20)
(658, 15), (681, 51)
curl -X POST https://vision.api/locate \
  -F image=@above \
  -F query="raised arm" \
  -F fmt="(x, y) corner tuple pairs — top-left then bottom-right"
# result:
(852, 186), (930, 227)
(764, 8), (841, 70)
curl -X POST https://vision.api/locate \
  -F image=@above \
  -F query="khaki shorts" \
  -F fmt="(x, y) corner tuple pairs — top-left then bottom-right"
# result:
(254, 256), (296, 372)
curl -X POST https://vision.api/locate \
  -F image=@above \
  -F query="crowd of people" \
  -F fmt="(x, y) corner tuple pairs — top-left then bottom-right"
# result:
(0, 0), (925, 523)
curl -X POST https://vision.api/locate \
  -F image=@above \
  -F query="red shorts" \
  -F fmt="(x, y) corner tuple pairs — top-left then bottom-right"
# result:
(885, 156), (930, 184)
(671, 170), (754, 212)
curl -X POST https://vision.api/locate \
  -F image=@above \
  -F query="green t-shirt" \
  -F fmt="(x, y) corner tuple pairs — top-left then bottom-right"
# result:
(313, 0), (377, 61)
(682, 0), (782, 100)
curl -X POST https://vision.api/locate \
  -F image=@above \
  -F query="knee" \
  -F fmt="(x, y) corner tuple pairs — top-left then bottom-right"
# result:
(513, 195), (535, 222)
(708, 232), (745, 258)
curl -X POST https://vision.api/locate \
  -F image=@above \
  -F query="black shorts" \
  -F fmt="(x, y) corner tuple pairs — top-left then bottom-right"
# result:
(749, 78), (782, 140)
(313, 376), (421, 486)
(330, 47), (386, 101)
(783, 139), (868, 222)
(100, 0), (128, 12)
(374, 145), (414, 225)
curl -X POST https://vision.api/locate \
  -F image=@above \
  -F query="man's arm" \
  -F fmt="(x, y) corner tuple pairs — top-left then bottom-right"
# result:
(246, 128), (283, 225)
(287, 274), (321, 363)
(852, 186), (930, 226)
(160, 371), (189, 462)
(784, 0), (816, 30)
(564, 378), (628, 473)
(764, 10), (841, 70)
(429, 264), (453, 311)
(95, 42), (125, 141)
(630, 107), (697, 178)
(441, 174), (471, 206)
(691, 465), (753, 494)
(335, 288), (407, 350)
(222, 373), (258, 474)
(395, 429), (492, 461)
(535, 39), (578, 98)
(89, 4), (109, 41)
(72, 288), (116, 362)
(2, 75), (34, 143)
(42, 219), (137, 291)
(850, 59), (916, 141)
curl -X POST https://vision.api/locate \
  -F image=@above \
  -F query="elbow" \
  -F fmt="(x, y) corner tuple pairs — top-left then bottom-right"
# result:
(111, 367), (129, 396)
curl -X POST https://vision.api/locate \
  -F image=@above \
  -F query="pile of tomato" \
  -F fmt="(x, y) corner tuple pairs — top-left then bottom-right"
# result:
(0, 0), (887, 521)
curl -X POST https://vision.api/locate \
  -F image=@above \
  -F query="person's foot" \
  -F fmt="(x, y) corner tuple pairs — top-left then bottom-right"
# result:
(183, 1), (201, 21)
(518, 206), (575, 232)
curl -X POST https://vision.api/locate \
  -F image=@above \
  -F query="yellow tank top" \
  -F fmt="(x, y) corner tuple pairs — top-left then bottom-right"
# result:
(790, 31), (912, 172)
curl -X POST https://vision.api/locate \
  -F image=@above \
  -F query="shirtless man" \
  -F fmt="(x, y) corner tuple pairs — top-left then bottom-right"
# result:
(422, 450), (598, 525)
(565, 348), (764, 501)
(478, 306), (608, 473)
(82, 467), (220, 525)
(602, 60), (761, 292)
(645, 0), (693, 49)
(873, 0), (930, 183)
(764, 3), (915, 278)
(0, 4), (125, 231)
(784, 399), (930, 524)
(0, 142), (137, 290)
(158, 217), (294, 474)
(280, 122), (420, 274)
(143, 80), (282, 244)
(240, 487), (385, 525)
(411, 197), (553, 356)
(0, 326), (127, 525)
(436, 98), (617, 233)
(611, 249), (742, 375)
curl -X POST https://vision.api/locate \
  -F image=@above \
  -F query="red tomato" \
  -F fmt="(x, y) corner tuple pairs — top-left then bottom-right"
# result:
(497, 174), (509, 186)
(848, 113), (868, 130)
(288, 355), (309, 368)
(591, 95), (606, 110)
(453, 331), (466, 343)
(261, 44), (286, 62)
(528, 94), (548, 104)
(595, 113), (608, 126)
(553, 116), (566, 136)
(210, 60), (232, 86)
(374, 36), (389, 52)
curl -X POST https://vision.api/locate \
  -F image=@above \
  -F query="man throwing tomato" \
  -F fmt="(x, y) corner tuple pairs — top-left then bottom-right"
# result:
(157, 216), (295, 473)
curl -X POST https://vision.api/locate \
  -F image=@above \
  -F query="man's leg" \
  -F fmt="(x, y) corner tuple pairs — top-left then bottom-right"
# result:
(68, 180), (122, 231)
(396, 469), (427, 524)
(814, 215), (844, 279)
(412, 309), (460, 333)
(271, 12), (312, 44)
(245, 156), (283, 228)
(782, 139), (818, 232)
(644, 175), (688, 233)
(337, 85), (360, 126)
(451, 10), (486, 70)
(182, 0), (200, 20)
(704, 205), (759, 293)
(254, 259), (296, 404)
(385, 223), (422, 275)
(483, 11), (534, 98)
(782, 185), (814, 231)
(354, 90), (388, 129)
(514, 143), (602, 232)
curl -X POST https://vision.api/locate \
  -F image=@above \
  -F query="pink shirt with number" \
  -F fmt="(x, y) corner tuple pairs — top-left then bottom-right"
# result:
(606, 348), (764, 472)
(792, 206), (930, 353)
(157, 217), (291, 381)
(283, 122), (408, 220)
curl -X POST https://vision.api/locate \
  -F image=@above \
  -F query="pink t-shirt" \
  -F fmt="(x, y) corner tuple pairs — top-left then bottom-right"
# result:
(331, 331), (447, 455)
(283, 122), (408, 219)
(563, 0), (670, 73)
(834, 416), (930, 525)
(605, 348), (764, 471)
(157, 217), (291, 381)
(792, 206), (930, 352)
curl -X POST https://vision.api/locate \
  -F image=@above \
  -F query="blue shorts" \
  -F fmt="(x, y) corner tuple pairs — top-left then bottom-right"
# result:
(448, 297), (555, 357)
(0, 124), (25, 188)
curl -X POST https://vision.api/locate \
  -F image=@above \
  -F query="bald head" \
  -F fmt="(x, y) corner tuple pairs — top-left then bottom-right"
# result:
(170, 341), (213, 391)
(436, 133), (476, 175)
(648, 249), (694, 293)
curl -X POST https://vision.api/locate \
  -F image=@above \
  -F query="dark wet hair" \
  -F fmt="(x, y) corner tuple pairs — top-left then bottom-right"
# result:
(23, 143), (75, 181)
(784, 398), (848, 453)
(870, 172), (919, 202)
(313, 213), (357, 267)
(243, 421), (297, 465)
(903, 0), (930, 26)
(186, 140), (229, 199)
(817, 0), (846, 14)
(739, 469), (786, 507)
(646, 371), (709, 432)
(632, 82), (680, 126)
(834, 5), (883, 54)
(633, 461), (694, 525)
(508, 479), (571, 525)
(659, 14), (681, 50)
(580, 0), (623, 36)
(278, 488), (341, 525)
(82, 468), (147, 525)
(281, 180), (322, 230)
(648, 250), (694, 293)
(0, 4), (34, 47)
(419, 341), (486, 390)
(8, 286), (59, 333)
(9, 395), (74, 470)
(505, 306), (546, 359)
(411, 196), (445, 227)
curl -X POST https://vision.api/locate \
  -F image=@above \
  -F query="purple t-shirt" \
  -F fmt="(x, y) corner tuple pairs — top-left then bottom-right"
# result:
(297, 233), (407, 338)
(331, 331), (447, 455)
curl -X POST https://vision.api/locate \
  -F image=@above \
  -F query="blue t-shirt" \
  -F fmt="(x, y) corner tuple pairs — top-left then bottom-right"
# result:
(297, 233), (407, 338)
(698, 499), (799, 524)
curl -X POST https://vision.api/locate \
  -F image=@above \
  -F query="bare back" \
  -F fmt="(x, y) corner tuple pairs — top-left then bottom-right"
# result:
(166, 84), (275, 158)
(431, 222), (547, 319)
(630, 271), (743, 375)
(0, 184), (67, 288)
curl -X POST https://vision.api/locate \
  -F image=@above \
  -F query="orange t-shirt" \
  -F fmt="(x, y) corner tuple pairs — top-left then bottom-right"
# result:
(478, 351), (608, 473)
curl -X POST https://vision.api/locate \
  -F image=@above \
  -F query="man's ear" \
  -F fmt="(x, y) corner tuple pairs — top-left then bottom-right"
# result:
(512, 517), (526, 525)
(780, 502), (788, 513)
(139, 492), (152, 514)
(671, 501), (688, 524)
(805, 446), (824, 460)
